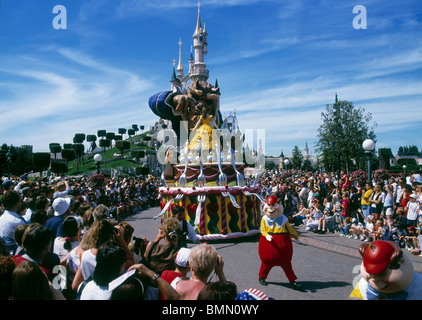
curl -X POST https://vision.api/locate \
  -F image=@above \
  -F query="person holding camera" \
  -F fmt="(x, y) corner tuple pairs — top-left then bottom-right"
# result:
(143, 218), (181, 275)
(171, 205), (200, 248)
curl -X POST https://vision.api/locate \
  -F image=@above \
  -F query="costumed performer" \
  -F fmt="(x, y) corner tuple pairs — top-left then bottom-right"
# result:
(350, 240), (422, 300)
(258, 195), (302, 290)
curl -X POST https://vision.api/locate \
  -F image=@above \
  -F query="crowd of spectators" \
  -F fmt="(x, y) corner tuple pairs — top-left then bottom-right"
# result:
(0, 172), (270, 301)
(2, 167), (421, 300)
(258, 169), (422, 256)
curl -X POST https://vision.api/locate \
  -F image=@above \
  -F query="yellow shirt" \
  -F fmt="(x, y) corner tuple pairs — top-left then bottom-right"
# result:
(361, 189), (373, 206)
(260, 216), (299, 240)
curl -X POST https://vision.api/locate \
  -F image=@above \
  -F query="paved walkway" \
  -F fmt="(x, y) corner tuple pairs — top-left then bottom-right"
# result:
(123, 206), (422, 300)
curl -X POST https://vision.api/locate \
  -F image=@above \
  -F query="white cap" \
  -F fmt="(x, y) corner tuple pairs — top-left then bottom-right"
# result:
(175, 248), (191, 268)
(52, 197), (71, 216)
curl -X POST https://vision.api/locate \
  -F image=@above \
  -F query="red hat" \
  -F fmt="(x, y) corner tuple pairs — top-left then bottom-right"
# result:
(266, 195), (278, 205)
(363, 241), (396, 275)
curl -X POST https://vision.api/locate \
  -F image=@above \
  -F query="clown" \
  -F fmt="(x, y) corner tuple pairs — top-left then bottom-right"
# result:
(258, 195), (301, 290)
(350, 240), (422, 300)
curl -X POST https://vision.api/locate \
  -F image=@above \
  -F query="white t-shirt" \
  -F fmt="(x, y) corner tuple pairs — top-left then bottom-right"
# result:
(80, 249), (97, 280)
(53, 237), (79, 260)
(79, 281), (111, 300)
(407, 201), (419, 220)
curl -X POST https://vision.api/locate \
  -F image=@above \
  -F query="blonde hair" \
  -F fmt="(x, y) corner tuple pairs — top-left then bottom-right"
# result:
(189, 244), (218, 279)
(161, 218), (180, 237)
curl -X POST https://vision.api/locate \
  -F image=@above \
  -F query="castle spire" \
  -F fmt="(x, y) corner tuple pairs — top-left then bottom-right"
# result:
(177, 38), (184, 78)
(194, 1), (203, 36)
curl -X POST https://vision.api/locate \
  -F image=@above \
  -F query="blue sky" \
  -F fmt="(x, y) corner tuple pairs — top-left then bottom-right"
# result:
(0, 0), (421, 159)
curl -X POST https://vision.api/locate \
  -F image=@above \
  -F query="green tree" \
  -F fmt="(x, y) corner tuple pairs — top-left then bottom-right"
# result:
(49, 143), (62, 160)
(291, 146), (303, 170)
(61, 148), (75, 166)
(118, 128), (127, 139)
(32, 152), (51, 177)
(115, 140), (130, 156)
(127, 129), (135, 138)
(86, 134), (97, 152)
(315, 98), (377, 174)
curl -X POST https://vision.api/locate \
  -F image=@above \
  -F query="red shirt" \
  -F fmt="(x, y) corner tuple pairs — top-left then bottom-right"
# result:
(160, 269), (186, 300)
(11, 254), (52, 279)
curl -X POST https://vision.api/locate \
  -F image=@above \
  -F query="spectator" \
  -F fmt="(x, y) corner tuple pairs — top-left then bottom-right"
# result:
(175, 243), (227, 300)
(71, 219), (114, 290)
(143, 217), (181, 275)
(161, 247), (191, 290)
(11, 260), (65, 300)
(305, 203), (323, 232)
(383, 184), (395, 225)
(291, 203), (307, 226)
(361, 183), (373, 220)
(409, 227), (422, 256)
(127, 263), (181, 300)
(2, 179), (16, 192)
(371, 219), (384, 241)
(45, 197), (72, 248)
(369, 184), (384, 221)
(13, 223), (29, 256)
(11, 223), (54, 279)
(53, 180), (72, 199)
(171, 205), (200, 248)
(197, 281), (237, 300)
(360, 215), (375, 242)
(31, 209), (48, 225)
(340, 217), (353, 237)
(405, 226), (418, 251)
(405, 194), (420, 228)
(0, 256), (15, 300)
(53, 216), (80, 262)
(0, 190), (25, 255)
(79, 241), (127, 300)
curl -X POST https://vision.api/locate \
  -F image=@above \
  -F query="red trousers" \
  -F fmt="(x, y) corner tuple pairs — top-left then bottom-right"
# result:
(258, 233), (297, 282)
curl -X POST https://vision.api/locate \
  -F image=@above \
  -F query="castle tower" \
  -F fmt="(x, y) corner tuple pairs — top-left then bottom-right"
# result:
(177, 38), (184, 80)
(170, 60), (181, 91)
(189, 1), (209, 83)
(304, 141), (310, 159)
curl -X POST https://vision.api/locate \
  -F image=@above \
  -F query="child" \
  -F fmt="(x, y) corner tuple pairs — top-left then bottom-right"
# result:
(371, 219), (384, 241)
(393, 224), (408, 248)
(340, 217), (352, 237)
(291, 203), (308, 226)
(410, 227), (422, 256)
(380, 218), (392, 241)
(405, 226), (417, 251)
(340, 192), (350, 233)
(360, 215), (374, 242)
(305, 203), (323, 232)
(349, 219), (364, 239)
(406, 194), (420, 228)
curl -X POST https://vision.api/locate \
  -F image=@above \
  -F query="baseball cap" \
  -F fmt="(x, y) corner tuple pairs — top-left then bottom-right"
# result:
(175, 247), (190, 268)
(2, 179), (15, 189)
(266, 195), (277, 205)
(410, 194), (417, 199)
(363, 241), (397, 275)
(52, 197), (71, 216)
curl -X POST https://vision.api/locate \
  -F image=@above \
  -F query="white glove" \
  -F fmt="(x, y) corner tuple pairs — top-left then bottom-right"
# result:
(266, 235), (273, 242)
(296, 238), (301, 244)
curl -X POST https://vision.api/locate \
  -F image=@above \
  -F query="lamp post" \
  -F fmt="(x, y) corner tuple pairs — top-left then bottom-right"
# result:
(6, 148), (13, 179)
(284, 158), (290, 171)
(403, 165), (407, 177)
(362, 139), (375, 184)
(94, 154), (102, 174)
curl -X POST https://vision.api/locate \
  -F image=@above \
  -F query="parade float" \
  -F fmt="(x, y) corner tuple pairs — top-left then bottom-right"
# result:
(148, 4), (265, 240)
